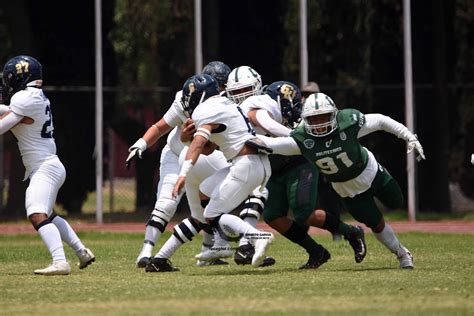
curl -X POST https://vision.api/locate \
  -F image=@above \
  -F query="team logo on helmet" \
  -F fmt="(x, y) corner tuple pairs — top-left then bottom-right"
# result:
(188, 82), (196, 94)
(303, 139), (315, 149)
(280, 83), (296, 100)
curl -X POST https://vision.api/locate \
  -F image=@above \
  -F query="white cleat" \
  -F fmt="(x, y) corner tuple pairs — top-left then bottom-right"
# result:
(77, 248), (96, 269)
(195, 248), (234, 262)
(34, 260), (71, 275)
(396, 246), (414, 269)
(251, 232), (274, 267)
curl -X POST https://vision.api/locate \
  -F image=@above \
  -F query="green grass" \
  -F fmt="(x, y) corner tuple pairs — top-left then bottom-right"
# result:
(0, 232), (473, 316)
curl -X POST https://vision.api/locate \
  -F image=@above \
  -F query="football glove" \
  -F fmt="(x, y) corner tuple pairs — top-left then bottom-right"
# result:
(407, 135), (425, 162)
(126, 138), (147, 169)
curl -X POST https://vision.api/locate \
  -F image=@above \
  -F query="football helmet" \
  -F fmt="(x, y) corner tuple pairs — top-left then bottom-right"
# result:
(202, 61), (231, 88)
(301, 92), (338, 137)
(181, 74), (219, 118)
(265, 81), (302, 128)
(225, 66), (262, 104)
(2, 55), (43, 102)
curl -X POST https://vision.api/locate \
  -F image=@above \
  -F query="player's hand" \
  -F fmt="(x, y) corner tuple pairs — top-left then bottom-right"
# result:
(126, 138), (147, 169)
(172, 176), (186, 199)
(181, 119), (196, 143)
(407, 136), (425, 162)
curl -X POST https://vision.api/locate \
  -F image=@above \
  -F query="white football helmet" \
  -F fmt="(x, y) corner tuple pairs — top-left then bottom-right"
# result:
(225, 66), (262, 104)
(301, 92), (338, 137)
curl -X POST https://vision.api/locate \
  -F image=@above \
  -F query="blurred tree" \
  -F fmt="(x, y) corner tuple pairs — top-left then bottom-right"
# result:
(110, 0), (194, 211)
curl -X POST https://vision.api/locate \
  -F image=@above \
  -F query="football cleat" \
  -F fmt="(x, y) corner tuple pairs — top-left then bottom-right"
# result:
(345, 226), (367, 263)
(145, 258), (180, 272)
(397, 246), (414, 269)
(34, 260), (71, 275)
(195, 247), (234, 262)
(136, 257), (152, 268)
(234, 243), (276, 267)
(196, 259), (229, 267)
(299, 245), (331, 269)
(77, 248), (96, 269)
(251, 233), (274, 267)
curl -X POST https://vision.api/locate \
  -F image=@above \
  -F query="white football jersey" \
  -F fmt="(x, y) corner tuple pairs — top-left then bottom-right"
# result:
(192, 95), (255, 160)
(9, 87), (57, 174)
(163, 90), (188, 155)
(240, 94), (283, 134)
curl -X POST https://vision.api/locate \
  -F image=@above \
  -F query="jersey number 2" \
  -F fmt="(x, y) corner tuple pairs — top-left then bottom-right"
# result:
(41, 105), (53, 138)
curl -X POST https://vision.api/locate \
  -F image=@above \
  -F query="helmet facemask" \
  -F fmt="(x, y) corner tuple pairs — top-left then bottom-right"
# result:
(225, 66), (262, 104)
(301, 93), (338, 137)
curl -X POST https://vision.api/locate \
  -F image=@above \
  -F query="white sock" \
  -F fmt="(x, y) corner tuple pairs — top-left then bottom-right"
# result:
(201, 230), (214, 252)
(38, 223), (66, 262)
(156, 235), (183, 259)
(51, 216), (85, 253)
(239, 217), (258, 246)
(138, 226), (162, 258)
(144, 225), (162, 245)
(218, 214), (260, 242)
(373, 223), (403, 254)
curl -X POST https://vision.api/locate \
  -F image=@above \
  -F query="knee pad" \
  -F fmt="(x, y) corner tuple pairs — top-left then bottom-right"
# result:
(34, 219), (52, 231)
(239, 195), (265, 221)
(172, 217), (206, 243)
(147, 209), (170, 233)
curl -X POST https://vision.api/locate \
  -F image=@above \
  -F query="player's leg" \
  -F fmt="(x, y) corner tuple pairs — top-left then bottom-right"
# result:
(264, 167), (329, 269)
(179, 148), (233, 264)
(136, 146), (182, 267)
(341, 166), (413, 269)
(232, 187), (275, 267)
(372, 167), (413, 269)
(26, 162), (70, 275)
(146, 217), (207, 272)
(317, 175), (344, 241)
(203, 155), (274, 267)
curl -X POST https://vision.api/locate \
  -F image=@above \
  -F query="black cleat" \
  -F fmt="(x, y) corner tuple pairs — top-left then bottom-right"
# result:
(345, 225), (367, 263)
(234, 244), (254, 265)
(299, 245), (331, 269)
(136, 257), (151, 268)
(234, 243), (276, 267)
(145, 258), (180, 272)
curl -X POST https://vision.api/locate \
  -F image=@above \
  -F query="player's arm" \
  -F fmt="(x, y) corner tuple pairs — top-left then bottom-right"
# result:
(172, 124), (216, 198)
(360, 113), (425, 161)
(125, 118), (173, 168)
(248, 109), (292, 137)
(0, 111), (24, 135)
(0, 104), (10, 115)
(255, 134), (301, 156)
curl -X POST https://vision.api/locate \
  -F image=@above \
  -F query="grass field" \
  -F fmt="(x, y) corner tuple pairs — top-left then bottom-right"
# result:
(0, 232), (473, 315)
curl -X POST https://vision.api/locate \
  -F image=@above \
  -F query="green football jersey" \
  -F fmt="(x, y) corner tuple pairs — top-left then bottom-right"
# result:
(291, 108), (369, 182)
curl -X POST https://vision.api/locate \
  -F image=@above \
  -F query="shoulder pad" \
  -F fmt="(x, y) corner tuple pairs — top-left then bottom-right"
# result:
(337, 108), (365, 131)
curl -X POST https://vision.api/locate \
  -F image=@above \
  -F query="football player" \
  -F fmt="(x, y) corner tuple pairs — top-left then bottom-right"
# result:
(128, 61), (233, 268)
(0, 55), (95, 275)
(258, 92), (425, 269)
(239, 81), (366, 269)
(155, 74), (275, 272)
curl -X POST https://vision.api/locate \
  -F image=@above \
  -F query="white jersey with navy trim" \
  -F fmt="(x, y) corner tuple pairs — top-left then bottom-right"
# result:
(9, 87), (57, 176)
(192, 95), (255, 160)
(163, 90), (188, 156)
(240, 94), (284, 135)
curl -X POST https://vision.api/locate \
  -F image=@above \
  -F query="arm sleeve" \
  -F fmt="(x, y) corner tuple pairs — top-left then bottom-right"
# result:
(256, 134), (302, 156)
(255, 109), (292, 137)
(0, 104), (10, 115)
(358, 113), (416, 141)
(0, 112), (24, 135)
